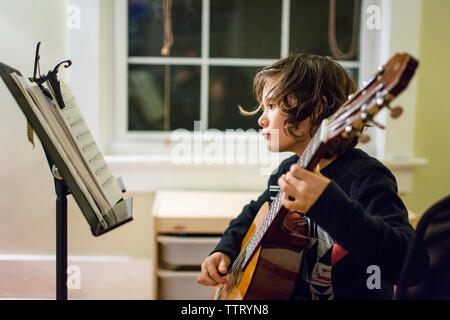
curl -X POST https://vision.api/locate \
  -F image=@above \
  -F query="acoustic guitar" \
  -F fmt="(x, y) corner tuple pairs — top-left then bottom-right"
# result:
(213, 53), (419, 300)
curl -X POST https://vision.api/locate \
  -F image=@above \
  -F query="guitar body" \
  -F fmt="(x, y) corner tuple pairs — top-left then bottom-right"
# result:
(215, 202), (308, 300)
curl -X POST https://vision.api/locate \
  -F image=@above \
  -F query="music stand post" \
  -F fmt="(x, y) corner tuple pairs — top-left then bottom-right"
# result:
(43, 149), (70, 300)
(50, 165), (69, 300)
(45, 152), (129, 300)
(46, 155), (131, 299)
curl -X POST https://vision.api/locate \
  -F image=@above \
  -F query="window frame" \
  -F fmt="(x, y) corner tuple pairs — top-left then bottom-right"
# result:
(109, 0), (365, 158)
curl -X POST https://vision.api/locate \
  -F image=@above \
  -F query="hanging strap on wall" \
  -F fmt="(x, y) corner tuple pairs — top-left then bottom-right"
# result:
(161, 0), (174, 56)
(328, 0), (360, 60)
(161, 0), (173, 131)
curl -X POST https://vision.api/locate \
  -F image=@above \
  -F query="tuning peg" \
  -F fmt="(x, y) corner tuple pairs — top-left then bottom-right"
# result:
(341, 125), (354, 138)
(376, 97), (384, 106)
(387, 105), (403, 119)
(359, 134), (371, 144)
(361, 112), (368, 120)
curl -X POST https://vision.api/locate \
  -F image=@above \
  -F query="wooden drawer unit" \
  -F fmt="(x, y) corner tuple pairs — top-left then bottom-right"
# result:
(157, 270), (214, 300)
(151, 190), (260, 299)
(158, 235), (221, 267)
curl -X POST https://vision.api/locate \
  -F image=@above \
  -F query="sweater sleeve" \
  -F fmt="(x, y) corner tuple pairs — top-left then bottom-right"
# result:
(211, 188), (270, 264)
(305, 166), (415, 283)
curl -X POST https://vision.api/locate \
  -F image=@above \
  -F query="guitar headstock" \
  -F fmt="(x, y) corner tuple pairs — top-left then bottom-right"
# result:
(324, 53), (419, 144)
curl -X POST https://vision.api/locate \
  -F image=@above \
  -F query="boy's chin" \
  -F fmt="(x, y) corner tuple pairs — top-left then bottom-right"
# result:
(266, 143), (285, 153)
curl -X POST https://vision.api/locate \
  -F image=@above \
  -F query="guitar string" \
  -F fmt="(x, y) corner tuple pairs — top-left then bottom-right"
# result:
(235, 132), (321, 272)
(220, 127), (323, 299)
(240, 130), (322, 263)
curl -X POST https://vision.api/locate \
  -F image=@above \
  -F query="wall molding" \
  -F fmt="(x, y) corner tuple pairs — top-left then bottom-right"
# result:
(106, 155), (428, 194)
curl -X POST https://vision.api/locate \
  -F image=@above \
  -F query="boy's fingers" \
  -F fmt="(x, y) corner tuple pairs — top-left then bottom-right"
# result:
(198, 265), (217, 286)
(282, 193), (297, 210)
(278, 175), (298, 198)
(284, 172), (303, 188)
(205, 261), (227, 284)
(289, 164), (310, 179)
(218, 259), (229, 275)
(290, 164), (323, 180)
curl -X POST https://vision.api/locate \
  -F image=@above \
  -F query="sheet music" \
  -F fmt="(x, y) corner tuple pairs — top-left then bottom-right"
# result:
(20, 75), (120, 218)
(9, 73), (106, 226)
(27, 84), (113, 215)
(56, 81), (123, 209)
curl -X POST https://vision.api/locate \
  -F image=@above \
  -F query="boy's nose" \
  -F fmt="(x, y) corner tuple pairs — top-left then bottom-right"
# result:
(258, 112), (268, 128)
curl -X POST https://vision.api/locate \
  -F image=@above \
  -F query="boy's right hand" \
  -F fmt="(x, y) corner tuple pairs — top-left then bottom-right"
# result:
(197, 252), (231, 286)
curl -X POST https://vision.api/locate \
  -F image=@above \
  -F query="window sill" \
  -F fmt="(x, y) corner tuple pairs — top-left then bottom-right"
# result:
(105, 155), (428, 194)
(104, 154), (284, 193)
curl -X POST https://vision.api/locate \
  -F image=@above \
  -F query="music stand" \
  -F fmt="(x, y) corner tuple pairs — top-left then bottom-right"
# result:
(0, 52), (133, 300)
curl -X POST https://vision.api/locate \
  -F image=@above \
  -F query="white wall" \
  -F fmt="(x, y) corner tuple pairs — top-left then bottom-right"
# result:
(384, 0), (422, 160)
(0, 0), (68, 255)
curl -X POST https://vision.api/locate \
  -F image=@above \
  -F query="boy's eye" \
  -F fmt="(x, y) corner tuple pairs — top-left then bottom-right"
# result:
(268, 104), (275, 109)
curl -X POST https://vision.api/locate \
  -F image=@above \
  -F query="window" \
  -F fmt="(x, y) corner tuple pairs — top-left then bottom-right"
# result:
(111, 0), (364, 156)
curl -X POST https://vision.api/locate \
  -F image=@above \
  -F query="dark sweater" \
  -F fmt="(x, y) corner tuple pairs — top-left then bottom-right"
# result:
(212, 148), (415, 299)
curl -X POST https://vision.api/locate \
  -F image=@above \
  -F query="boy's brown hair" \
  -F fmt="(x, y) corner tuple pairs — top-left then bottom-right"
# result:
(242, 54), (358, 159)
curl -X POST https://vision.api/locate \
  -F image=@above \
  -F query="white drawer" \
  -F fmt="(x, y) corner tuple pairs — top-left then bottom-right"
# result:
(158, 235), (221, 267)
(157, 270), (213, 300)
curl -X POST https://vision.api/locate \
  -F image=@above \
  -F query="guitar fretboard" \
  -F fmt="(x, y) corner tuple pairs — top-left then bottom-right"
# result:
(241, 123), (326, 268)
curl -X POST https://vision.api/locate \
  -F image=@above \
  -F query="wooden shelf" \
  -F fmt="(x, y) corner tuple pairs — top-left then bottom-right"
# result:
(151, 190), (260, 299)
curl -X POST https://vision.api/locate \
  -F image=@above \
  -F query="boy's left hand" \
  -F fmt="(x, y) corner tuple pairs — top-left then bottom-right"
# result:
(278, 164), (331, 214)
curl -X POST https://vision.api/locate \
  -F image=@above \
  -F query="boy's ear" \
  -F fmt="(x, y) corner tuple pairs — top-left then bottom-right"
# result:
(307, 98), (328, 137)
(286, 93), (297, 108)
(316, 96), (328, 111)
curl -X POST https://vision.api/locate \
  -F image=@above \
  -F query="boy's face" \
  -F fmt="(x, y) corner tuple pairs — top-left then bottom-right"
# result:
(258, 77), (312, 156)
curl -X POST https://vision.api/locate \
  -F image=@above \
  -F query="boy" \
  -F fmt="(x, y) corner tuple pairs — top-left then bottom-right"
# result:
(197, 54), (416, 299)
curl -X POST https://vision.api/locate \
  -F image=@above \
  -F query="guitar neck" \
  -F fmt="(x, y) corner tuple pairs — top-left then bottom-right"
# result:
(241, 123), (328, 269)
(296, 120), (329, 171)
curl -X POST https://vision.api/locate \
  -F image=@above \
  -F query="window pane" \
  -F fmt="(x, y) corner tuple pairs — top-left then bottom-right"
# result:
(128, 65), (201, 131)
(128, 0), (202, 57)
(345, 68), (359, 85)
(210, 0), (282, 59)
(290, 0), (359, 60)
(209, 66), (261, 130)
